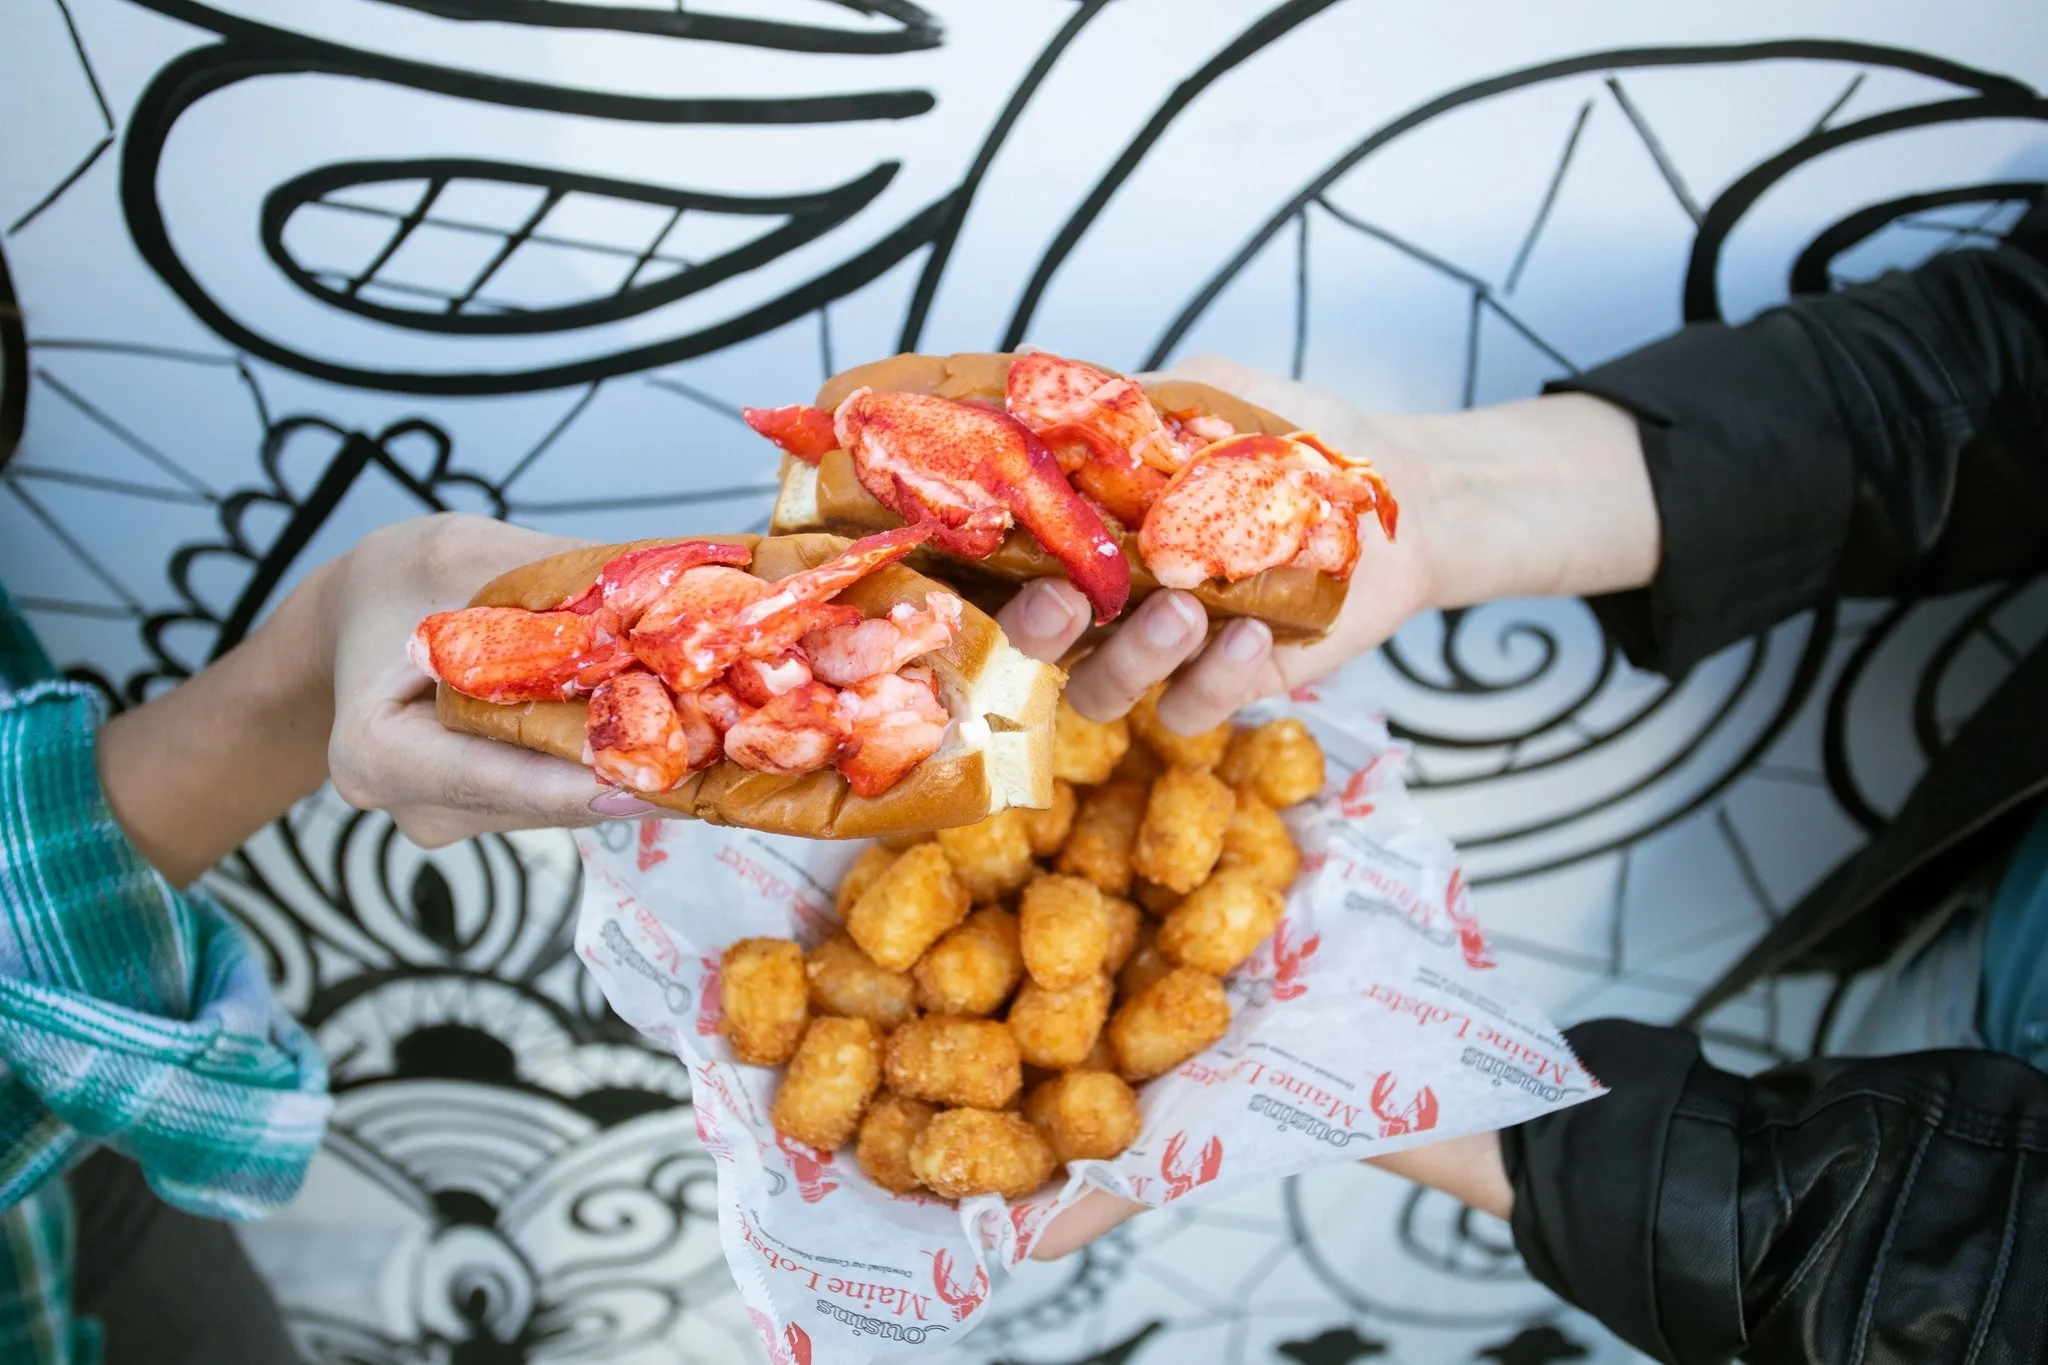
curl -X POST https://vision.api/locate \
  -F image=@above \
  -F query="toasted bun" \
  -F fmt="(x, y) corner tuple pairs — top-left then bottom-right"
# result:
(435, 533), (1063, 838)
(769, 352), (1349, 642)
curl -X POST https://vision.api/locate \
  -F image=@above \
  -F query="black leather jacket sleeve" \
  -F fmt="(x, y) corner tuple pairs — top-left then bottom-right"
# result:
(1501, 1020), (2048, 1364)
(1551, 201), (2048, 675)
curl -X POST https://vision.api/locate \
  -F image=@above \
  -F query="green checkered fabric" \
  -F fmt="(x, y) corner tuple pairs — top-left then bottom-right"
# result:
(0, 586), (329, 1363)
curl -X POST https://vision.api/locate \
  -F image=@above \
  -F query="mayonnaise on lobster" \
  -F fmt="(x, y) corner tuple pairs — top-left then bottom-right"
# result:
(747, 350), (1396, 635)
(413, 527), (971, 799)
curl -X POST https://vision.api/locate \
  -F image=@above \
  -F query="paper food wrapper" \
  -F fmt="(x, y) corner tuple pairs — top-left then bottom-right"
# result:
(572, 671), (1602, 1364)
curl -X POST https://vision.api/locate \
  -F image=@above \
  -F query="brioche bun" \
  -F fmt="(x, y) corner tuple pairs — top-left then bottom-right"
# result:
(435, 532), (1062, 838)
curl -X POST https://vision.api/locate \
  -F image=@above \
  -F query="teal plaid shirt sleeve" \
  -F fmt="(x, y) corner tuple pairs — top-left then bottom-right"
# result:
(0, 604), (331, 1362)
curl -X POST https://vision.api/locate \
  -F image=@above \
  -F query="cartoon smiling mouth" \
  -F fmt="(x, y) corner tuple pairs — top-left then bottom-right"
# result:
(264, 157), (901, 336)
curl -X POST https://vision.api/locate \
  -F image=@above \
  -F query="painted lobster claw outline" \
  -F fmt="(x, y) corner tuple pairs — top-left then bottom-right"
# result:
(1370, 1073), (1440, 1138)
(1159, 1132), (1224, 1201)
(927, 1247), (988, 1321)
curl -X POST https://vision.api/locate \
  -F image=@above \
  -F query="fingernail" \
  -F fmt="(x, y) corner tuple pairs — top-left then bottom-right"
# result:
(591, 791), (659, 818)
(1021, 580), (1080, 639)
(1223, 618), (1272, 664)
(1143, 593), (1202, 649)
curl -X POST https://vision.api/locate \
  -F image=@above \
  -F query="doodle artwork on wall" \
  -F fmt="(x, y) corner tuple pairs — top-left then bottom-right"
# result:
(1, 1), (2043, 1361)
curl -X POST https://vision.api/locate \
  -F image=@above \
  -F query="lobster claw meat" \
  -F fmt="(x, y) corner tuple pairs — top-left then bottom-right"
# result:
(834, 388), (1130, 623)
(741, 404), (839, 465)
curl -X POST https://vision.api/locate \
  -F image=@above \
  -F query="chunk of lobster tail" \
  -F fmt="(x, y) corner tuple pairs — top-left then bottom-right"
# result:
(1005, 351), (1173, 525)
(1138, 433), (1399, 590)
(410, 607), (632, 704)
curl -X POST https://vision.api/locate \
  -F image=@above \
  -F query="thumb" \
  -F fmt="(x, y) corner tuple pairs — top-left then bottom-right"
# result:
(1028, 1190), (1145, 1261)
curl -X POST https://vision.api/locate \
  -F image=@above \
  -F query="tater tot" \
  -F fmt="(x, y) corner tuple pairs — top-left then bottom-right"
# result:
(856, 1092), (936, 1194)
(835, 845), (899, 918)
(1009, 974), (1112, 1070)
(1131, 766), (1235, 895)
(1110, 742), (1165, 785)
(1057, 780), (1146, 895)
(806, 935), (918, 1031)
(1158, 871), (1285, 975)
(880, 831), (932, 852)
(1216, 789), (1301, 891)
(1103, 896), (1142, 975)
(885, 1016), (1022, 1109)
(909, 1108), (1057, 1199)
(1110, 967), (1232, 1080)
(1025, 1071), (1142, 1162)
(1052, 697), (1130, 785)
(1116, 922), (1174, 1002)
(1132, 877), (1184, 918)
(770, 1017), (882, 1151)
(1020, 779), (1078, 858)
(935, 808), (1037, 903)
(1128, 684), (1232, 770)
(720, 938), (808, 1065)
(1218, 718), (1326, 808)
(1076, 1032), (1120, 1073)
(1019, 874), (1110, 990)
(847, 843), (969, 972)
(913, 907), (1023, 1016)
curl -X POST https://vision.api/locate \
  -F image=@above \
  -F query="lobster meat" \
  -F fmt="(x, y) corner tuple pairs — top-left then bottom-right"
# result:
(412, 528), (964, 798)
(741, 350), (1397, 616)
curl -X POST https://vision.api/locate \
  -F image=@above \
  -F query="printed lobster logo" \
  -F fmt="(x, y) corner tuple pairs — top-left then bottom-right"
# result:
(1371, 1073), (1440, 1138)
(695, 960), (723, 1037)
(1269, 919), (1321, 1002)
(1340, 751), (1397, 819)
(927, 1248), (988, 1321)
(636, 819), (669, 872)
(747, 1309), (812, 1365)
(1443, 868), (1495, 971)
(693, 1103), (733, 1163)
(1287, 682), (1324, 704)
(1159, 1132), (1224, 1201)
(774, 1133), (839, 1204)
(1007, 1202), (1046, 1260)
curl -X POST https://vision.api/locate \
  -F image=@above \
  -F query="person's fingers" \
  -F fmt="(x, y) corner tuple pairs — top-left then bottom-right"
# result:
(1062, 590), (1208, 722)
(1028, 1190), (1146, 1261)
(331, 698), (617, 828)
(1153, 617), (1285, 734)
(993, 579), (1092, 665)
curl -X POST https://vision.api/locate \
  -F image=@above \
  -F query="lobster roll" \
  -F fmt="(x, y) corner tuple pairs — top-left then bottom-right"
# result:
(416, 531), (1063, 839)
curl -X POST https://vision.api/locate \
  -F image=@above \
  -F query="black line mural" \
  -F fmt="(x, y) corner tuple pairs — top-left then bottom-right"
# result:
(1, 2), (2044, 1360)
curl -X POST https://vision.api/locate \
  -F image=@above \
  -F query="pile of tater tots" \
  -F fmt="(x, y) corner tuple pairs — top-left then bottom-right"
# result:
(720, 684), (1327, 1202)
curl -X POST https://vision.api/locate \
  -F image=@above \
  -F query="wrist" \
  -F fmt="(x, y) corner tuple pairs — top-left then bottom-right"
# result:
(97, 564), (340, 885)
(1380, 394), (1658, 612)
